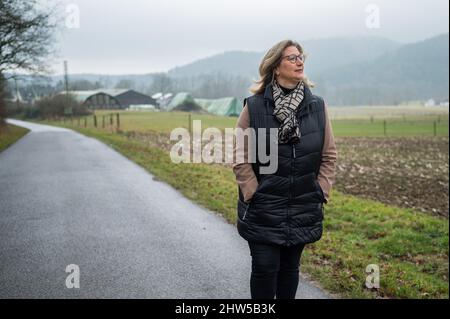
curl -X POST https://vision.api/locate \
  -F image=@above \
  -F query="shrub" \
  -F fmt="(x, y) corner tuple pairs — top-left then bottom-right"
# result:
(35, 93), (91, 118)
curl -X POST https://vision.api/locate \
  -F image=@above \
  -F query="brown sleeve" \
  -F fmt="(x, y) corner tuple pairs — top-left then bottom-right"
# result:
(232, 104), (258, 203)
(317, 102), (338, 203)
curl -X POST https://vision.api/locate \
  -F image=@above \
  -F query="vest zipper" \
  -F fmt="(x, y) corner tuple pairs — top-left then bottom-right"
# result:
(287, 144), (296, 244)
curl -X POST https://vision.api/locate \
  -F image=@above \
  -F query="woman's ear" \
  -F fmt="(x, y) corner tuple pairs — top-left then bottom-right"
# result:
(275, 67), (280, 76)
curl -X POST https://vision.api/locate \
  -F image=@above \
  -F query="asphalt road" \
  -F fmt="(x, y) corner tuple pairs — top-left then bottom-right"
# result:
(0, 119), (331, 299)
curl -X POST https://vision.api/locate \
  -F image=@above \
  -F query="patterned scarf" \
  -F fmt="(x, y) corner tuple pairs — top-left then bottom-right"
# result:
(272, 79), (305, 144)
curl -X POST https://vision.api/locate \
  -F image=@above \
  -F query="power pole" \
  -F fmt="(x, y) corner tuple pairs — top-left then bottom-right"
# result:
(14, 77), (19, 109)
(64, 60), (69, 95)
(64, 60), (72, 116)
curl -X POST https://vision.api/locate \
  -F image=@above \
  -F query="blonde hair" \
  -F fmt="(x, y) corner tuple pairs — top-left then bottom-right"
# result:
(250, 39), (314, 95)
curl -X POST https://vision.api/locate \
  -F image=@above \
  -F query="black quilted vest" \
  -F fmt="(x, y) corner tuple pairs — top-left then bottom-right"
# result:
(236, 83), (326, 246)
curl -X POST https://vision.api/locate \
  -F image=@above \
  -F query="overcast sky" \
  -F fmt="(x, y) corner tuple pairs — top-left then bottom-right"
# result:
(49, 0), (449, 75)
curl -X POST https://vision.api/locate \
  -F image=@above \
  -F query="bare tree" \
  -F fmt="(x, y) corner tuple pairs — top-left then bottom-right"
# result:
(115, 79), (136, 89)
(149, 73), (173, 94)
(70, 79), (102, 91)
(0, 0), (57, 124)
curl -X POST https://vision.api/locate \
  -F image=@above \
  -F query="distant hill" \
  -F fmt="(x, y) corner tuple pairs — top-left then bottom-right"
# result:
(167, 36), (401, 80)
(301, 36), (401, 76)
(166, 34), (449, 105)
(317, 33), (449, 105)
(168, 51), (263, 79)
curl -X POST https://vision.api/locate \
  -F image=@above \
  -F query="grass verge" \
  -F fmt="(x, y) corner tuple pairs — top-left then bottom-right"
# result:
(0, 123), (29, 153)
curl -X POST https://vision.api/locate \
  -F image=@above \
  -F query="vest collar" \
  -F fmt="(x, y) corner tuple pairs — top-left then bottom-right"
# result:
(264, 82), (313, 103)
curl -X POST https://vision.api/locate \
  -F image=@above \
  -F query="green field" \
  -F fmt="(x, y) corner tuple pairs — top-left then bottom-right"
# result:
(35, 107), (449, 299)
(327, 105), (449, 120)
(86, 108), (449, 137)
(0, 123), (29, 152)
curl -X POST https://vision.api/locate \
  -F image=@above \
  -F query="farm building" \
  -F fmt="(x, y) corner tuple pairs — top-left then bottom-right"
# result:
(69, 89), (156, 109)
(195, 97), (242, 116)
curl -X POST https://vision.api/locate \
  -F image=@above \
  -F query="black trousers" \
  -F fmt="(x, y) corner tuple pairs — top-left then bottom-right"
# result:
(247, 241), (306, 299)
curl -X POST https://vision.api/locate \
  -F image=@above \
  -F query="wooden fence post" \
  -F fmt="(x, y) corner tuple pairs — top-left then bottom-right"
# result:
(188, 114), (192, 136)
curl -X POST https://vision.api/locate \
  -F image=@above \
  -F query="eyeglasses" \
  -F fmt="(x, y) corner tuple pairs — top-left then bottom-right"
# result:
(282, 54), (305, 64)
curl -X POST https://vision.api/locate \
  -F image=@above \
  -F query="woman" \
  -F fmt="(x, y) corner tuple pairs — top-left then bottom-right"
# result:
(232, 39), (337, 299)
